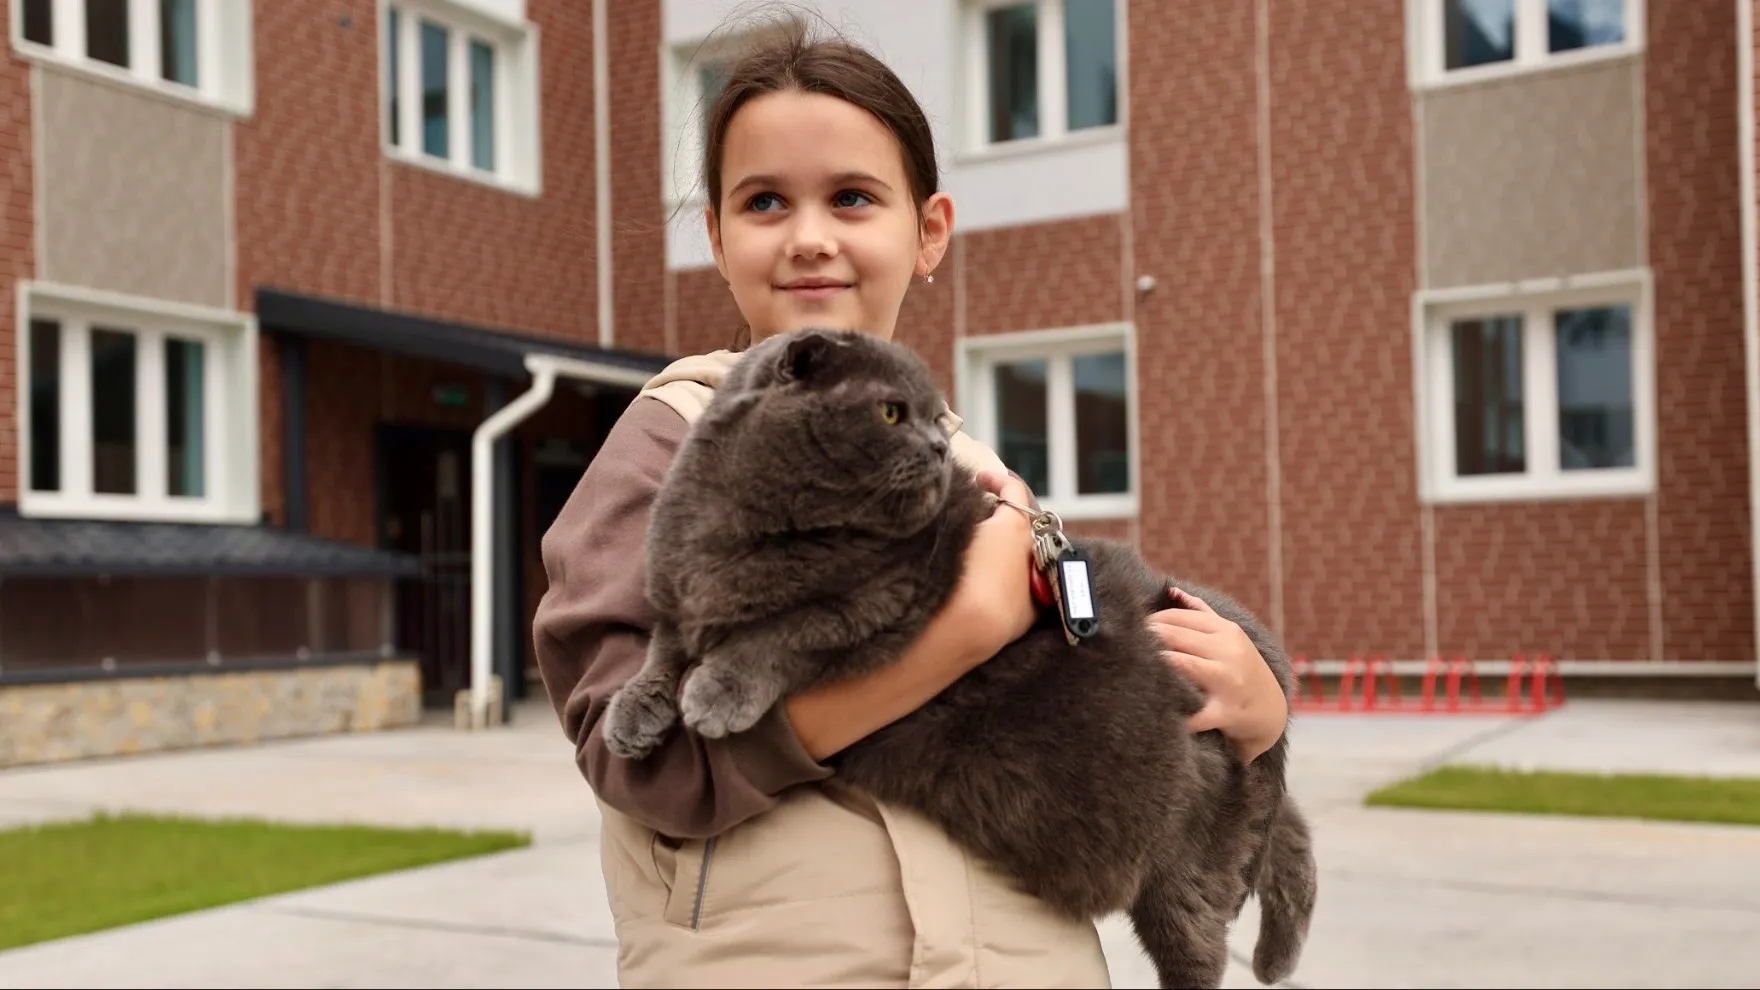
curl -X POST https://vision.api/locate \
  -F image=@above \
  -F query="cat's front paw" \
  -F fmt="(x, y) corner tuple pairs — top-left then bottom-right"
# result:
(602, 678), (680, 760)
(679, 664), (768, 739)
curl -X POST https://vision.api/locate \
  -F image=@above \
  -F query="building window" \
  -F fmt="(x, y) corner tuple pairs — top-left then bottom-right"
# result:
(383, 1), (541, 195)
(19, 282), (259, 524)
(964, 0), (1120, 152)
(1416, 0), (1641, 86)
(1417, 271), (1653, 502)
(663, 38), (740, 207)
(11, 0), (252, 114)
(960, 325), (1136, 519)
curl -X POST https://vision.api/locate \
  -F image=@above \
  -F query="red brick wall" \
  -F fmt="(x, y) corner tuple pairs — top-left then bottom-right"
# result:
(1647, 0), (1754, 661)
(234, 0), (384, 311)
(608, 0), (667, 355)
(1433, 502), (1652, 660)
(0, 29), (33, 502)
(1270, 0), (1426, 660)
(894, 238), (958, 400)
(961, 215), (1126, 338)
(673, 265), (741, 358)
(1128, 0), (1273, 620)
(233, 0), (384, 524)
(388, 0), (598, 341)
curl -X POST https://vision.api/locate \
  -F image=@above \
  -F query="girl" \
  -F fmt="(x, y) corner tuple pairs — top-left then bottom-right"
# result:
(533, 16), (1289, 988)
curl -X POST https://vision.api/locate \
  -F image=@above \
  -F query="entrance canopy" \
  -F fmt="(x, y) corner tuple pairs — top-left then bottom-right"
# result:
(255, 289), (669, 381)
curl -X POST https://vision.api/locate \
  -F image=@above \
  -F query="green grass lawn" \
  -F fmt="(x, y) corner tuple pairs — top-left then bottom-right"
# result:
(1365, 764), (1760, 828)
(0, 812), (530, 952)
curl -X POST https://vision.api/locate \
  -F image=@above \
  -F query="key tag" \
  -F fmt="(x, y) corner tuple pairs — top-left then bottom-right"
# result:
(1029, 510), (1100, 645)
(1050, 545), (1100, 644)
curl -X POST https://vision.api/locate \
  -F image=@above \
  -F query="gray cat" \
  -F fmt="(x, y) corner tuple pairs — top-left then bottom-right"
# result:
(602, 328), (1318, 989)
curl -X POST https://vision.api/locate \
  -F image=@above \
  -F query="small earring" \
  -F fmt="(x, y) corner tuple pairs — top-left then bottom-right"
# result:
(923, 274), (935, 284)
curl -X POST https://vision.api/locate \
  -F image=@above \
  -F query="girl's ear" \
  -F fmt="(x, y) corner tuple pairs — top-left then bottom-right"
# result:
(916, 192), (955, 279)
(707, 204), (729, 283)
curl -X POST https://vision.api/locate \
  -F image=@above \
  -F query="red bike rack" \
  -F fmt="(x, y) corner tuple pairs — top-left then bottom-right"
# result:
(1290, 652), (1566, 716)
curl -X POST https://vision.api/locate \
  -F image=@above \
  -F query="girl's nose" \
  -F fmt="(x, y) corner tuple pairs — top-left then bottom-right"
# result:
(788, 211), (838, 260)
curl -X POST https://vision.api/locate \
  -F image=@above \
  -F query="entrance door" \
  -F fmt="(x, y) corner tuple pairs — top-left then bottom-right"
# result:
(378, 424), (473, 709)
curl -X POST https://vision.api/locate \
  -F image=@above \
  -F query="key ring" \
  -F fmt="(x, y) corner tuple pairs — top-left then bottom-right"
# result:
(993, 498), (1062, 534)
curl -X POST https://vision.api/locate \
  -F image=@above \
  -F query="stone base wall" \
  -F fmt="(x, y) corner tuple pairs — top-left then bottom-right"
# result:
(0, 660), (423, 768)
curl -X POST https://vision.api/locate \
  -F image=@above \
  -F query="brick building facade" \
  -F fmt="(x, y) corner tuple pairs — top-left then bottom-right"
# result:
(0, 0), (1754, 765)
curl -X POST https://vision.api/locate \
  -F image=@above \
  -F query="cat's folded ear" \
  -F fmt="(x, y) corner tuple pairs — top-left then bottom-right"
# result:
(779, 330), (835, 383)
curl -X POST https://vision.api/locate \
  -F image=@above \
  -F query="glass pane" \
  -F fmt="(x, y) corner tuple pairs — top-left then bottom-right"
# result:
(1556, 305), (1635, 470)
(91, 327), (138, 496)
(86, 0), (130, 68)
(469, 39), (495, 171)
(165, 337), (206, 498)
(1064, 0), (1117, 131)
(1450, 315), (1525, 476)
(697, 59), (732, 145)
(1073, 352), (1129, 494)
(159, 0), (197, 86)
(420, 19), (450, 159)
(986, 3), (1038, 143)
(1444, 0), (1515, 70)
(994, 359), (1049, 496)
(29, 319), (60, 494)
(387, 7), (401, 146)
(1549, 0), (1625, 52)
(22, 0), (53, 45)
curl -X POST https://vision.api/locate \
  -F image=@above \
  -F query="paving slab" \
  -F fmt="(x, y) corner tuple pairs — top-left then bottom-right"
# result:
(2, 699), (1757, 989)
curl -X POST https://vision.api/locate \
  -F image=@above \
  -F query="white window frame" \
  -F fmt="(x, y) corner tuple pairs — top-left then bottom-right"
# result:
(957, 323), (1139, 520)
(9, 0), (253, 116)
(961, 0), (1125, 159)
(1413, 268), (1655, 504)
(1407, 0), (1645, 91)
(661, 34), (746, 210)
(16, 281), (261, 525)
(381, 0), (542, 197)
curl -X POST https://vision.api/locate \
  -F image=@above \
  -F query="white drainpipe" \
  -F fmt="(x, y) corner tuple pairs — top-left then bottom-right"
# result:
(1739, 0), (1760, 687)
(465, 352), (656, 729)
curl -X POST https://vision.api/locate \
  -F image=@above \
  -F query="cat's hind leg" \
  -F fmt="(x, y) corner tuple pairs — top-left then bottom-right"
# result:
(602, 624), (690, 760)
(1128, 869), (1231, 990)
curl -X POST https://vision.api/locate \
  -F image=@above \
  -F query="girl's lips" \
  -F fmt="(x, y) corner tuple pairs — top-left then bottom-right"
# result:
(780, 283), (851, 300)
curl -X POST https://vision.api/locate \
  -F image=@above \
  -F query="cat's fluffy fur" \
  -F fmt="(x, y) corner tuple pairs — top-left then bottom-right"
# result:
(603, 328), (1318, 989)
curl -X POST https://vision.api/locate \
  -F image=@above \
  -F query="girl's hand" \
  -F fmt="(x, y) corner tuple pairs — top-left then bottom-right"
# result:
(945, 470), (1040, 663)
(1148, 588), (1289, 763)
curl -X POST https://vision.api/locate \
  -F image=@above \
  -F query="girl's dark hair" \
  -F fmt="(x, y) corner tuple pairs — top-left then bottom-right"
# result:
(701, 13), (941, 350)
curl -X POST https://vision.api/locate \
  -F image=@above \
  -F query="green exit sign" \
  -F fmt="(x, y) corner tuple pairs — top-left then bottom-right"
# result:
(432, 384), (471, 408)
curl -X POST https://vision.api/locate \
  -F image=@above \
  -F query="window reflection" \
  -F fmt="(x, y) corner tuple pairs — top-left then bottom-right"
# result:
(1555, 305), (1635, 470)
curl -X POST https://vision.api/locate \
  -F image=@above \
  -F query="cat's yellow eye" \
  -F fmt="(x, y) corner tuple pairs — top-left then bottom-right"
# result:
(879, 401), (903, 425)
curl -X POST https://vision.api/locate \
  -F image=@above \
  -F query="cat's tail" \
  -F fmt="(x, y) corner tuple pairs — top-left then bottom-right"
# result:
(1251, 794), (1318, 985)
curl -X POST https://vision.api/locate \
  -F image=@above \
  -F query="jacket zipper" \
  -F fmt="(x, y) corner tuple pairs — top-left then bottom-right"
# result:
(689, 838), (716, 930)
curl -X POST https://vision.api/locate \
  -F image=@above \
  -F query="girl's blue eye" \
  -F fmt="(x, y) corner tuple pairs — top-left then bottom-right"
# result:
(833, 189), (873, 209)
(748, 192), (783, 212)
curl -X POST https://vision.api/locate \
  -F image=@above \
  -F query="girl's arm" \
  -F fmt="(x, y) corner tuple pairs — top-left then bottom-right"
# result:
(785, 470), (1039, 761)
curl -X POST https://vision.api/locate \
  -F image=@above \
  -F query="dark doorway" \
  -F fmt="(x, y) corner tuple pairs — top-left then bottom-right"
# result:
(378, 423), (473, 709)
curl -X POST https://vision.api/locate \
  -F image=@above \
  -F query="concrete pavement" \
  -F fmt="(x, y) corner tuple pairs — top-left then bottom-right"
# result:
(0, 699), (1756, 988)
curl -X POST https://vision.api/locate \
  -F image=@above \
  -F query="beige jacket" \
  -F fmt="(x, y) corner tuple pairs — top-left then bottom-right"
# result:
(534, 348), (1111, 988)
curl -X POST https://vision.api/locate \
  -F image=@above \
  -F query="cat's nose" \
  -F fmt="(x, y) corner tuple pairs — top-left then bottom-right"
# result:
(928, 434), (949, 459)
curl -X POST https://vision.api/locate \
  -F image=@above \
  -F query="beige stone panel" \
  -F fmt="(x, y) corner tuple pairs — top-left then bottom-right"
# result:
(0, 661), (422, 768)
(1421, 57), (1644, 287)
(37, 67), (229, 307)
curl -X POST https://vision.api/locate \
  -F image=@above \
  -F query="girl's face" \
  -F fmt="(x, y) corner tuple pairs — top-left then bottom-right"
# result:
(708, 89), (953, 343)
